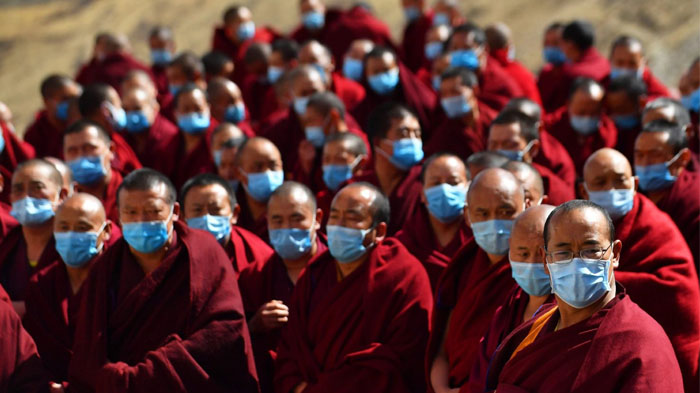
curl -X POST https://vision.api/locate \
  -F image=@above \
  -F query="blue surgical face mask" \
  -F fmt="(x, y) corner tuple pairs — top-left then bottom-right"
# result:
(293, 95), (309, 116)
(368, 68), (400, 95)
(243, 170), (284, 202)
(585, 186), (635, 220)
(609, 66), (642, 80)
(268, 66), (284, 84)
(681, 87), (700, 113)
(322, 155), (362, 191)
(569, 115), (599, 136)
(543, 46), (567, 65)
(611, 113), (640, 130)
(450, 49), (480, 70)
(425, 183), (467, 223)
(125, 110), (151, 133)
(56, 100), (70, 121)
(470, 218), (513, 256)
(302, 10), (325, 30)
(377, 138), (424, 170)
(404, 6), (421, 22)
(327, 224), (373, 263)
(495, 140), (535, 162)
(433, 12), (449, 26)
(150, 49), (172, 66)
(225, 103), (246, 124)
(547, 257), (612, 309)
(432, 75), (441, 91)
(68, 155), (107, 185)
(169, 84), (183, 97)
(425, 41), (443, 60)
(510, 260), (551, 297)
(237, 21), (256, 41)
(213, 150), (223, 167)
(11, 196), (56, 226)
(305, 126), (325, 148)
(122, 209), (173, 254)
(441, 95), (472, 118)
(105, 102), (127, 130)
(310, 63), (328, 84)
(178, 112), (210, 134)
(342, 58), (364, 81)
(55, 223), (106, 268)
(635, 152), (680, 192)
(269, 226), (314, 260)
(187, 214), (232, 244)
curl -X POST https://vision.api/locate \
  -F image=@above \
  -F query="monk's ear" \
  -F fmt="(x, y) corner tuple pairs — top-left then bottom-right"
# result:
(231, 204), (241, 225)
(373, 222), (387, 242)
(314, 208), (323, 230)
(420, 186), (427, 204)
(463, 205), (471, 227)
(611, 239), (622, 269)
(58, 186), (69, 204)
(102, 220), (113, 243)
(671, 148), (691, 176)
(632, 175), (639, 192)
(172, 202), (180, 222)
(528, 139), (541, 159)
(541, 194), (550, 205)
(577, 181), (589, 200)
(524, 197), (533, 209)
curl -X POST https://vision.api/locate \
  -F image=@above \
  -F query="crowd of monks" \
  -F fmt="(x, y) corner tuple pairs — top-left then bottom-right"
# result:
(0, 0), (699, 392)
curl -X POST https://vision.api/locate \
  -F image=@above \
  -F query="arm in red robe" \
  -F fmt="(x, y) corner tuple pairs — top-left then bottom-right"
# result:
(531, 162), (575, 205)
(330, 72), (366, 112)
(477, 58), (524, 112)
(225, 225), (275, 275)
(400, 13), (432, 72)
(2, 121), (35, 204)
(109, 132), (143, 177)
(656, 170), (700, 271)
(22, 110), (61, 159)
(0, 300), (48, 392)
(424, 118), (485, 160)
(641, 67), (671, 99)
(121, 114), (179, 178)
(489, 50), (542, 106)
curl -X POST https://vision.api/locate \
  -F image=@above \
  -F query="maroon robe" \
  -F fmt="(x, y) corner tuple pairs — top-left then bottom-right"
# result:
(543, 107), (617, 175)
(224, 225), (274, 276)
(488, 50), (542, 106)
(613, 122), (641, 164)
(330, 72), (366, 112)
(1, 122), (35, 204)
(614, 193), (700, 392)
(426, 243), (517, 390)
(485, 291), (683, 393)
(395, 205), (473, 290)
(537, 63), (566, 113)
(79, 52), (154, 94)
(424, 117), (486, 160)
(75, 57), (101, 87)
(170, 126), (217, 190)
(0, 300), (48, 392)
(289, 8), (345, 50)
(235, 186), (269, 243)
(109, 131), (143, 177)
(242, 74), (276, 127)
(238, 236), (328, 393)
(655, 169), (700, 271)
(0, 205), (18, 244)
(531, 162), (575, 205)
(120, 114), (179, 178)
(532, 130), (577, 187)
(351, 165), (423, 235)
(151, 64), (170, 104)
(602, 67), (671, 100)
(68, 222), (259, 392)
(476, 57), (524, 112)
(211, 26), (279, 86)
(76, 170), (122, 225)
(0, 284), (8, 304)
(23, 109), (63, 159)
(274, 239), (433, 393)
(0, 227), (59, 301)
(400, 12), (433, 73)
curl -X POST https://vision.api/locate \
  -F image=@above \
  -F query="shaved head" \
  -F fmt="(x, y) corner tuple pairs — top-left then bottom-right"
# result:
(269, 181), (317, 211)
(583, 148), (633, 186)
(56, 192), (106, 223)
(503, 161), (545, 204)
(512, 204), (555, 236)
(14, 159), (64, 190)
(485, 22), (512, 50)
(467, 168), (525, 205)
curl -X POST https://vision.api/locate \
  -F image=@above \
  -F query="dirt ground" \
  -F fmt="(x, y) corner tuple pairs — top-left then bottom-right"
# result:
(0, 0), (697, 133)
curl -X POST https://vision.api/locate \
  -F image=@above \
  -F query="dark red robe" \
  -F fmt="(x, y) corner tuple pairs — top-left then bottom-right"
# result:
(0, 300), (48, 392)
(289, 8), (345, 50)
(68, 222), (259, 392)
(488, 51), (542, 106)
(224, 225), (274, 276)
(537, 63), (566, 113)
(75, 170), (122, 225)
(274, 239), (433, 393)
(0, 205), (18, 244)
(170, 125), (217, 190)
(0, 227), (59, 301)
(211, 26), (279, 86)
(1, 122), (35, 204)
(75, 57), (100, 87)
(330, 72), (366, 112)
(655, 170), (700, 271)
(350, 165), (424, 235)
(426, 243), (517, 391)
(602, 67), (671, 100)
(238, 236), (327, 393)
(235, 186), (269, 243)
(485, 291), (683, 392)
(614, 193), (700, 392)
(531, 162), (575, 205)
(476, 57), (525, 112)
(532, 129), (577, 187)
(120, 113), (179, 178)
(0, 284), (8, 304)
(109, 131), (143, 177)
(400, 12), (433, 73)
(151, 64), (170, 105)
(23, 109), (63, 159)
(78, 52), (154, 94)
(242, 74), (276, 128)
(395, 205), (473, 290)
(543, 107), (617, 175)
(423, 117), (486, 160)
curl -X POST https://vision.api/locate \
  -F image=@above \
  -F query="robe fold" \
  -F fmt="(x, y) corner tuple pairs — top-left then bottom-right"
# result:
(109, 131), (143, 177)
(0, 227), (59, 301)
(531, 162), (575, 205)
(330, 72), (366, 112)
(78, 52), (154, 94)
(426, 243), (517, 391)
(120, 113), (179, 178)
(488, 51), (542, 106)
(476, 58), (524, 112)
(424, 117), (486, 161)
(537, 63), (566, 113)
(0, 300), (48, 392)
(235, 186), (270, 243)
(224, 225), (275, 276)
(76, 170), (122, 225)
(274, 239), (433, 393)
(613, 123), (641, 164)
(532, 130), (577, 187)
(395, 205), (473, 290)
(0, 284), (8, 304)
(170, 127), (217, 191)
(543, 107), (617, 175)
(485, 291), (683, 393)
(151, 64), (170, 105)
(23, 109), (63, 159)
(400, 12), (433, 73)
(238, 236), (327, 393)
(2, 122), (35, 204)
(613, 193), (700, 392)
(211, 26), (279, 86)
(603, 67), (671, 100)
(68, 221), (259, 393)
(242, 75), (276, 127)
(0, 205), (18, 244)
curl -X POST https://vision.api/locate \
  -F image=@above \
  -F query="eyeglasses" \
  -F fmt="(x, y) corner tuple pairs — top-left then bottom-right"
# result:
(545, 244), (612, 264)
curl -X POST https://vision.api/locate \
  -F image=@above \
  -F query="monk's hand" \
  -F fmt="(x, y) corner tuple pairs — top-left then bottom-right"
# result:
(49, 382), (65, 393)
(293, 381), (308, 393)
(251, 300), (289, 332)
(298, 140), (317, 175)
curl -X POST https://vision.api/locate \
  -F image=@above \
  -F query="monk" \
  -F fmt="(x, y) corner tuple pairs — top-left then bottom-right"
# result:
(211, 123), (248, 187)
(274, 182), (433, 393)
(605, 75), (647, 162)
(465, 151), (510, 180)
(445, 23), (523, 112)
(246, 39), (297, 126)
(148, 26), (176, 102)
(416, 25), (451, 82)
(120, 70), (159, 103)
(238, 181), (326, 393)
(352, 46), (437, 132)
(0, 159), (67, 317)
(207, 77), (255, 136)
(1, 117), (35, 205)
(163, 52), (207, 122)
(63, 120), (121, 224)
(0, 174), (19, 243)
(75, 32), (112, 87)
(78, 83), (142, 176)
(400, 0), (432, 72)
(486, 200), (683, 392)
(234, 137), (284, 241)
(0, 299), (47, 392)
(44, 157), (74, 197)
(581, 148), (700, 392)
(537, 22), (567, 113)
(170, 84), (218, 190)
(78, 34), (154, 93)
(68, 168), (259, 392)
(641, 97), (699, 166)
(503, 161), (549, 207)
(544, 77), (617, 174)
(120, 86), (179, 177)
(23, 193), (113, 383)
(179, 173), (273, 275)
(606, 35), (670, 98)
(340, 39), (374, 82)
(465, 204), (555, 393)
(679, 58), (700, 151)
(431, 0), (464, 27)
(395, 153), (472, 290)
(427, 168), (524, 392)
(202, 51), (235, 81)
(485, 22), (542, 105)
(487, 109), (575, 204)
(351, 103), (424, 235)
(24, 74), (81, 159)
(634, 121), (699, 270)
(424, 67), (487, 158)
(289, 0), (344, 50)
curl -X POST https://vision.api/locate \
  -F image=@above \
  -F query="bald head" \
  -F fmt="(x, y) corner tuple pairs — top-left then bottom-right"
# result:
(332, 182), (390, 227)
(13, 159), (64, 190)
(346, 39), (375, 60)
(269, 181), (317, 211)
(503, 161), (545, 205)
(289, 65), (326, 98)
(56, 193), (106, 224)
(503, 98), (542, 124)
(44, 157), (73, 190)
(468, 168), (525, 206)
(513, 204), (555, 234)
(299, 40), (333, 69)
(510, 204), (555, 262)
(583, 148), (634, 191)
(465, 151), (510, 180)
(122, 70), (157, 98)
(485, 22), (512, 50)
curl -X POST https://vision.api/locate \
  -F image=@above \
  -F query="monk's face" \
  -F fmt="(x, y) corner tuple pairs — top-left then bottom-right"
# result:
(291, 72), (325, 100)
(11, 164), (64, 208)
(634, 131), (681, 168)
(513, 168), (544, 207)
(122, 88), (158, 126)
(582, 151), (636, 193)
(225, 7), (253, 41)
(301, 106), (328, 132)
(63, 126), (114, 172)
(345, 40), (373, 62)
(422, 155), (468, 202)
(268, 189), (320, 238)
(166, 65), (189, 87)
(426, 25), (449, 44)
(440, 76), (476, 105)
(569, 88), (603, 117)
(605, 91), (638, 117)
(54, 196), (110, 252)
(45, 82), (81, 123)
(237, 140), (283, 182)
(466, 174), (524, 224)
(543, 27), (561, 48)
(218, 148), (239, 180)
(610, 44), (643, 70)
(121, 75), (157, 101)
(323, 140), (362, 169)
(509, 216), (545, 265)
(375, 115), (422, 159)
(431, 54), (451, 78)
(365, 52), (398, 79)
(149, 35), (174, 53)
(209, 84), (242, 122)
(300, 43), (332, 79)
(175, 89), (210, 119)
(328, 185), (385, 245)
(269, 51), (292, 70)
(212, 126), (244, 152)
(183, 184), (238, 226)
(118, 185), (179, 229)
(488, 122), (530, 155)
(300, 0), (325, 15)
